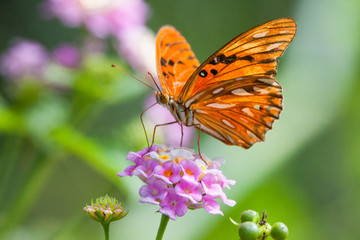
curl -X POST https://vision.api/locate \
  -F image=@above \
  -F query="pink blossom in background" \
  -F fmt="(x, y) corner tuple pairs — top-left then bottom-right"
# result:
(116, 26), (156, 74)
(42, 0), (149, 39)
(144, 95), (194, 147)
(118, 144), (236, 220)
(41, 0), (155, 75)
(0, 39), (49, 80)
(52, 43), (81, 68)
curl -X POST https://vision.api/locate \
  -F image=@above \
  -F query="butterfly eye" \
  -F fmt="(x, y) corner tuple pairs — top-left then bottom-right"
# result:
(159, 94), (169, 105)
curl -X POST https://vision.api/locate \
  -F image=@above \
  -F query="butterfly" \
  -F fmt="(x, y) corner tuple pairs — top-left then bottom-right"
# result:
(154, 18), (297, 149)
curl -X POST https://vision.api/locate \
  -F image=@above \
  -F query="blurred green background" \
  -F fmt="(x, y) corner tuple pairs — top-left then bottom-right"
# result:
(1, 0), (360, 239)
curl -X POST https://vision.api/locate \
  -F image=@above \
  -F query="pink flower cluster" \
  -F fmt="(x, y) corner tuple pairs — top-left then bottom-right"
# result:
(0, 39), (82, 80)
(42, 0), (148, 39)
(41, 0), (154, 74)
(118, 144), (236, 220)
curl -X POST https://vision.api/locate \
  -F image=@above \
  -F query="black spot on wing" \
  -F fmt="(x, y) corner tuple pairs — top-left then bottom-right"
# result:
(210, 54), (225, 65)
(239, 55), (255, 62)
(199, 70), (208, 77)
(258, 58), (277, 64)
(265, 69), (277, 76)
(163, 72), (169, 78)
(222, 54), (237, 64)
(160, 57), (167, 67)
(210, 69), (218, 75)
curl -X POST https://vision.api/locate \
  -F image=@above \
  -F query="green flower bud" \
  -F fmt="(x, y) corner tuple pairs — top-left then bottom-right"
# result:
(270, 222), (289, 240)
(258, 223), (271, 239)
(238, 222), (260, 240)
(240, 210), (260, 223)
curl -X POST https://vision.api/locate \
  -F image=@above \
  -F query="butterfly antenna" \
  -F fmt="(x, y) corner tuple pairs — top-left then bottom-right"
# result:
(148, 72), (161, 92)
(111, 64), (157, 91)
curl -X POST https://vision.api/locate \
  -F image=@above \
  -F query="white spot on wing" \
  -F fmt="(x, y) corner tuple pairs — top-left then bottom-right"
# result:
(242, 108), (254, 117)
(246, 130), (258, 142)
(258, 78), (277, 86)
(206, 103), (235, 108)
(212, 87), (224, 95)
(184, 91), (206, 108)
(279, 30), (288, 34)
(194, 109), (208, 114)
(221, 119), (235, 129)
(231, 88), (252, 96)
(253, 87), (268, 94)
(253, 31), (269, 38)
(266, 43), (283, 51)
(226, 135), (235, 144)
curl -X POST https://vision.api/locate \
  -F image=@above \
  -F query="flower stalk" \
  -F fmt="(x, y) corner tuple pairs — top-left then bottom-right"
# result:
(156, 214), (170, 240)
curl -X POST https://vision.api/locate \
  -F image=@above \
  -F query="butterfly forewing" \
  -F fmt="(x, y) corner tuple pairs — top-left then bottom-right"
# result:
(156, 26), (200, 97)
(179, 18), (296, 101)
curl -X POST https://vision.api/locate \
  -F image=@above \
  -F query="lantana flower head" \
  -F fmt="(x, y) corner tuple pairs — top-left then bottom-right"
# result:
(118, 144), (236, 220)
(0, 39), (49, 80)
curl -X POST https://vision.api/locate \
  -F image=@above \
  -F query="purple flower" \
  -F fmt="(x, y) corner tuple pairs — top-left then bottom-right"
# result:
(153, 161), (181, 184)
(202, 195), (223, 216)
(0, 39), (49, 80)
(175, 178), (202, 203)
(133, 159), (159, 181)
(118, 144), (236, 220)
(52, 43), (81, 68)
(159, 188), (188, 220)
(41, 0), (83, 27)
(139, 178), (168, 205)
(180, 159), (203, 182)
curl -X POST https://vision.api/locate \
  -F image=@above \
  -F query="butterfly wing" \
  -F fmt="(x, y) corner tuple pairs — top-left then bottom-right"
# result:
(190, 76), (282, 148)
(179, 18), (297, 101)
(156, 26), (200, 97)
(179, 18), (297, 148)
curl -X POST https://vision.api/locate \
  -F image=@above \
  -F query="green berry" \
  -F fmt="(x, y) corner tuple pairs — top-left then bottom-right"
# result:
(240, 210), (260, 223)
(258, 223), (271, 239)
(270, 222), (289, 240)
(238, 222), (260, 240)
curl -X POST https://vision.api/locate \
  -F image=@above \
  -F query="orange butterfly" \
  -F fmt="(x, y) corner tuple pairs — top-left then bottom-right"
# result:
(154, 18), (297, 148)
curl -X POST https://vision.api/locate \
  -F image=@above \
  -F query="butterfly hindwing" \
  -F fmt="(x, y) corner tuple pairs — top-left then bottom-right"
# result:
(190, 76), (282, 147)
(156, 26), (200, 97)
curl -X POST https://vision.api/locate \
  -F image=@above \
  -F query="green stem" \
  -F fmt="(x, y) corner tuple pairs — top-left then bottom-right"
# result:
(102, 223), (110, 240)
(156, 214), (170, 240)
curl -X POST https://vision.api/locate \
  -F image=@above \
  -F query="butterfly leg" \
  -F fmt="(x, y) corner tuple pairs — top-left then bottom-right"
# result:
(142, 121), (178, 156)
(179, 123), (184, 147)
(194, 124), (207, 165)
(140, 102), (158, 148)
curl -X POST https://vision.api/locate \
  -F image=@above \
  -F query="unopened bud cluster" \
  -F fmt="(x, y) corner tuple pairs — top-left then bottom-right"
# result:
(231, 209), (289, 240)
(83, 195), (127, 224)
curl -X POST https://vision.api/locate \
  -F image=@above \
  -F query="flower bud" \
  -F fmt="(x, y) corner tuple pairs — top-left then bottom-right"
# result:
(83, 195), (127, 224)
(238, 222), (260, 240)
(240, 209), (260, 223)
(270, 222), (289, 240)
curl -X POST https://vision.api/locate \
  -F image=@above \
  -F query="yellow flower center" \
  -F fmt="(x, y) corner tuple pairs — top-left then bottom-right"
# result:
(163, 169), (173, 177)
(159, 154), (169, 160)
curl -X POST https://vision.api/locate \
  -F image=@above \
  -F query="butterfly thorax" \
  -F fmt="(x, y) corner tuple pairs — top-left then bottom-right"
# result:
(155, 91), (193, 126)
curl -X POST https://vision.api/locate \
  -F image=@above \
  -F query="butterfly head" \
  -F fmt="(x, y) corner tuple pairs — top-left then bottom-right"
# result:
(155, 91), (170, 106)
